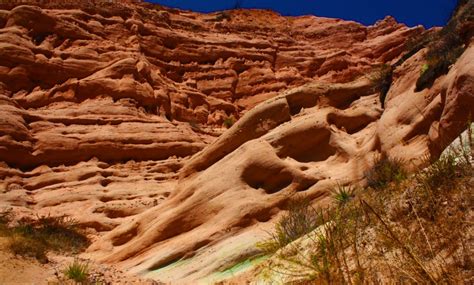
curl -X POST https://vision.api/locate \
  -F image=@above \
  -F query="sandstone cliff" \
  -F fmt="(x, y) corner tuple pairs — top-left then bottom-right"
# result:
(0, 1), (472, 283)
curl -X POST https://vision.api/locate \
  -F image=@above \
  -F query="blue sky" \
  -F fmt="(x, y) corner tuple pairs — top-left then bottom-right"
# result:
(146, 0), (458, 28)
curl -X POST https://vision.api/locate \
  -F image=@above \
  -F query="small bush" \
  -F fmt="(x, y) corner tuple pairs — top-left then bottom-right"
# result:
(415, 46), (464, 91)
(365, 156), (407, 189)
(20, 214), (88, 253)
(393, 31), (435, 68)
(257, 196), (321, 254)
(1, 214), (89, 262)
(417, 153), (458, 191)
(369, 64), (393, 108)
(420, 63), (429, 75)
(258, 199), (366, 283)
(417, 129), (472, 192)
(64, 259), (90, 283)
(215, 12), (231, 22)
(223, 116), (235, 128)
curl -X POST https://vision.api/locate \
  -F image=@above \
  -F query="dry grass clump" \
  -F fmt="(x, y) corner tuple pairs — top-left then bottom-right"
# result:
(257, 196), (321, 254)
(0, 213), (89, 263)
(258, 130), (473, 284)
(365, 156), (407, 189)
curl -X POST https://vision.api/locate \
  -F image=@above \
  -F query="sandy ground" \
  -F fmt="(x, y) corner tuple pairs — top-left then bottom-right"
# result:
(0, 237), (55, 284)
(0, 237), (161, 285)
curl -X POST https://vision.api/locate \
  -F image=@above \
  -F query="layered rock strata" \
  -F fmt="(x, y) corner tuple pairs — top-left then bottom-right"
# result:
(0, 1), (472, 283)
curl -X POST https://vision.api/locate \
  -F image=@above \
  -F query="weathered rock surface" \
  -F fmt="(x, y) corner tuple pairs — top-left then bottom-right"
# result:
(0, 1), (472, 284)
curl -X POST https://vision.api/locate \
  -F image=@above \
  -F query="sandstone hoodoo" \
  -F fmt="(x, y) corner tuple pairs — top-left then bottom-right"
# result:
(0, 0), (473, 284)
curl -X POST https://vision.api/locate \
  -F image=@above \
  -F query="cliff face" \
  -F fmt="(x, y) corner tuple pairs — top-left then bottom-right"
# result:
(0, 1), (472, 283)
(0, 2), (421, 169)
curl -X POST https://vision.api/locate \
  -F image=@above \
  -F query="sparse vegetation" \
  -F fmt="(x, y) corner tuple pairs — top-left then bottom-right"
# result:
(64, 259), (90, 283)
(223, 116), (235, 128)
(0, 210), (11, 233)
(369, 64), (393, 108)
(9, 234), (48, 263)
(215, 12), (231, 22)
(331, 185), (355, 206)
(370, 0), (472, 106)
(393, 31), (435, 69)
(415, 0), (472, 91)
(365, 156), (407, 189)
(0, 213), (89, 263)
(189, 121), (201, 131)
(257, 196), (321, 254)
(258, 126), (473, 284)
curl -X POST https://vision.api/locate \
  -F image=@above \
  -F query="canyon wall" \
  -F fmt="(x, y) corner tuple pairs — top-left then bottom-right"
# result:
(0, 1), (472, 283)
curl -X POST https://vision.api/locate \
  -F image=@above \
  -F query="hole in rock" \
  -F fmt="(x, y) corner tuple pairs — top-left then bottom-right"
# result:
(149, 254), (186, 271)
(286, 92), (319, 115)
(80, 220), (114, 232)
(100, 179), (112, 187)
(104, 208), (133, 219)
(242, 163), (293, 194)
(78, 172), (97, 181)
(99, 196), (114, 203)
(31, 32), (50, 45)
(326, 112), (375, 134)
(101, 171), (113, 177)
(274, 128), (337, 163)
(255, 208), (274, 222)
(192, 239), (211, 251)
(111, 225), (138, 246)
(163, 39), (177, 49)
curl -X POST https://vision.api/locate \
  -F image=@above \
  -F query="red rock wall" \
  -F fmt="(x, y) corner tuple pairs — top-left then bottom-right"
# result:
(5, 2), (472, 284)
(0, 2), (422, 169)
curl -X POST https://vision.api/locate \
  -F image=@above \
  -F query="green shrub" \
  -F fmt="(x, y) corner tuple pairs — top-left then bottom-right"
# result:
(223, 116), (235, 128)
(23, 214), (88, 253)
(189, 121), (201, 131)
(365, 156), (407, 189)
(420, 63), (429, 75)
(64, 259), (90, 283)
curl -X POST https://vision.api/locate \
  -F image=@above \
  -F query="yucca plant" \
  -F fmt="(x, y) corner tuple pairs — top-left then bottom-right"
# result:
(331, 185), (355, 206)
(64, 259), (90, 283)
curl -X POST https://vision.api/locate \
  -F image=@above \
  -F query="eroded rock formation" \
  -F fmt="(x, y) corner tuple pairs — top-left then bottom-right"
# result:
(0, 1), (472, 283)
